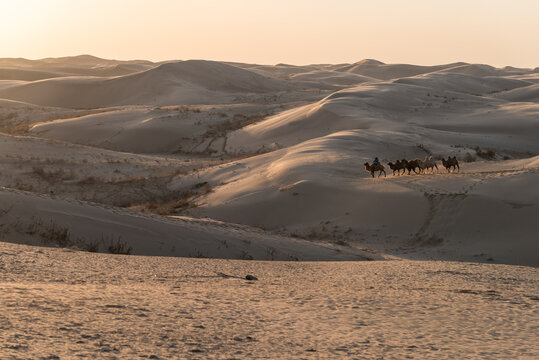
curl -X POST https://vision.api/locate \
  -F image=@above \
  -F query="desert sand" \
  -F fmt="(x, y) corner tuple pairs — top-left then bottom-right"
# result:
(0, 55), (537, 358)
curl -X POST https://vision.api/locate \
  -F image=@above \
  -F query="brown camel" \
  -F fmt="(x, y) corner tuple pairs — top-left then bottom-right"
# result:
(403, 159), (421, 175)
(387, 160), (406, 175)
(364, 162), (387, 178)
(441, 156), (460, 173)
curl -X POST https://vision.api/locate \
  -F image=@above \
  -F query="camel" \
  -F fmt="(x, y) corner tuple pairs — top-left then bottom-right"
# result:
(418, 156), (439, 173)
(364, 162), (386, 178)
(387, 160), (406, 175)
(441, 156), (460, 173)
(403, 159), (421, 175)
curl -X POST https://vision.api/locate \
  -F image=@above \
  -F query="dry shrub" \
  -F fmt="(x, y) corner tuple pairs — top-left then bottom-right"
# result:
(77, 176), (100, 185)
(32, 166), (75, 182)
(463, 152), (476, 163)
(138, 182), (212, 215)
(10, 123), (29, 133)
(106, 236), (132, 255)
(84, 240), (100, 253)
(474, 147), (496, 160)
(203, 113), (268, 138)
(40, 223), (72, 248)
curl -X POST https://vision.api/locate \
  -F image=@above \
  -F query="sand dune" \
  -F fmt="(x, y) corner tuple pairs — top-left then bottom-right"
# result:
(233, 62), (320, 79)
(0, 68), (65, 81)
(171, 132), (539, 266)
(27, 100), (325, 154)
(437, 63), (513, 77)
(0, 60), (296, 108)
(334, 59), (465, 80)
(0, 80), (26, 91)
(290, 70), (378, 86)
(0, 55), (156, 78)
(0, 64), (153, 80)
(39, 54), (152, 67)
(394, 73), (531, 95)
(0, 187), (369, 261)
(0, 54), (153, 69)
(29, 107), (212, 153)
(494, 83), (539, 102)
(0, 57), (38, 68)
(226, 78), (537, 155)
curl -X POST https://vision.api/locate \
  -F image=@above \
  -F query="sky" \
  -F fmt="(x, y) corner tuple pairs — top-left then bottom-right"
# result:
(0, 0), (538, 67)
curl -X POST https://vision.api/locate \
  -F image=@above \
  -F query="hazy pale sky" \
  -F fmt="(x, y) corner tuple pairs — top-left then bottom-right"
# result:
(1, 0), (538, 67)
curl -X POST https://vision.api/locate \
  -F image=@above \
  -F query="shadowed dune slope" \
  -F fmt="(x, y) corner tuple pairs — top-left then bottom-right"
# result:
(494, 83), (539, 102)
(0, 188), (371, 261)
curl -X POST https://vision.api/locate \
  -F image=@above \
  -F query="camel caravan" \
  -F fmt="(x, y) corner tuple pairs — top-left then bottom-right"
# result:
(364, 156), (460, 178)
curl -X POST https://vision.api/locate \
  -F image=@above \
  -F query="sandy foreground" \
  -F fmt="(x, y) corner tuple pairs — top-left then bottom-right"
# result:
(1, 241), (538, 360)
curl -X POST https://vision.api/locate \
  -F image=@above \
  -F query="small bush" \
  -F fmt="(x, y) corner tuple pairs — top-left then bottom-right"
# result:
(463, 152), (475, 163)
(77, 176), (100, 185)
(474, 147), (496, 160)
(203, 113), (269, 138)
(137, 183), (212, 215)
(107, 237), (132, 255)
(10, 123), (29, 134)
(41, 223), (72, 248)
(84, 240), (100, 253)
(239, 250), (253, 260)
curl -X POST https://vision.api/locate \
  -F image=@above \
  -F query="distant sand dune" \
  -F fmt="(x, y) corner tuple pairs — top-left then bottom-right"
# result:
(494, 83), (539, 102)
(334, 59), (466, 80)
(0, 60), (295, 108)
